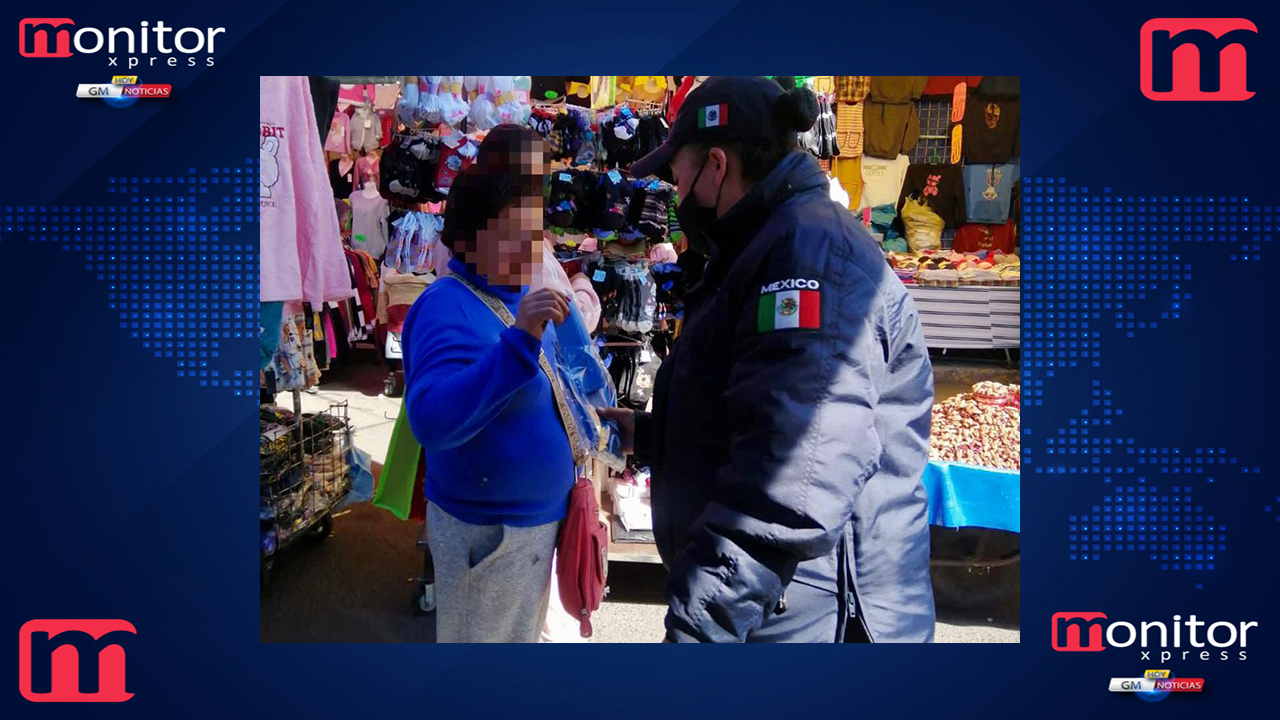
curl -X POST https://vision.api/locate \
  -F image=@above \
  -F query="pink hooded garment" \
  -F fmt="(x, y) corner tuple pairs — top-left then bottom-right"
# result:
(260, 76), (355, 304)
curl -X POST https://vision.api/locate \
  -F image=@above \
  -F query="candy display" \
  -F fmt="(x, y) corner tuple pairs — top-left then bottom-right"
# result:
(929, 382), (1020, 470)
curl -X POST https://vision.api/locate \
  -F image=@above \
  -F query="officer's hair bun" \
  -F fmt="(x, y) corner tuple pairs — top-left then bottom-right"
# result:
(775, 84), (818, 133)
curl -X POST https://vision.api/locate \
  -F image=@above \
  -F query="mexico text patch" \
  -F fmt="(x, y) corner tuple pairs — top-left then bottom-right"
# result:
(757, 280), (820, 331)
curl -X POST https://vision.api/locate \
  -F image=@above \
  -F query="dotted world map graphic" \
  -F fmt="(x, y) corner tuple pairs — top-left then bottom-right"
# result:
(1, 159), (258, 398)
(1023, 177), (1278, 587)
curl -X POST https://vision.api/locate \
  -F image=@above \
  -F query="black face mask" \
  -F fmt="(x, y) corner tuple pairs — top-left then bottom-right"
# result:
(675, 153), (722, 255)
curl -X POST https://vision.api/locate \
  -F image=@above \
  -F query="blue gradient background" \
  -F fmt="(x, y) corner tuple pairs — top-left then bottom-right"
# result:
(2, 0), (1275, 716)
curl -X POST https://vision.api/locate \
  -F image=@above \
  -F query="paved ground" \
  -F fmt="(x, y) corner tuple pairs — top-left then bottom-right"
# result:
(261, 353), (1019, 643)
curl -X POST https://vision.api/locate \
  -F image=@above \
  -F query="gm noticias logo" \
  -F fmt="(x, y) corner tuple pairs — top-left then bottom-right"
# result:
(1140, 18), (1257, 101)
(1052, 612), (1258, 661)
(18, 620), (137, 702)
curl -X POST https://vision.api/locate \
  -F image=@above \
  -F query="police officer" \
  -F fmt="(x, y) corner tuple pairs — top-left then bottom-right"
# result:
(601, 76), (935, 643)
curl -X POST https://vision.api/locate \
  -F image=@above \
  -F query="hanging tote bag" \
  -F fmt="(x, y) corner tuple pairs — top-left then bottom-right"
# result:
(372, 401), (426, 520)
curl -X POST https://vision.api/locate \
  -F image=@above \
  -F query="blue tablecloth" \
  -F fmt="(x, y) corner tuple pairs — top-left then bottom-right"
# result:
(922, 461), (1020, 533)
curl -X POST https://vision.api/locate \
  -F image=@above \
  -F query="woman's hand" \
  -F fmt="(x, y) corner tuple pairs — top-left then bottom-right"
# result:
(596, 406), (635, 455)
(514, 289), (569, 340)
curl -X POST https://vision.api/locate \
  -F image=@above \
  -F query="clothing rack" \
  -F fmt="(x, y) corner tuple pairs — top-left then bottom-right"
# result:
(386, 196), (443, 213)
(392, 127), (440, 140)
(625, 98), (665, 116)
(325, 76), (403, 85)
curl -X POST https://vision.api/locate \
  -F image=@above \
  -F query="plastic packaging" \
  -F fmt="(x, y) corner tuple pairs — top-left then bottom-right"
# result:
(551, 302), (625, 470)
(339, 439), (374, 508)
(901, 197), (943, 252)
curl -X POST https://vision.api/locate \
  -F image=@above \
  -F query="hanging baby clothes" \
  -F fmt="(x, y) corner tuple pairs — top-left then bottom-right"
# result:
(434, 134), (478, 193)
(342, 248), (379, 342)
(373, 83), (400, 110)
(349, 190), (390, 260)
(353, 153), (379, 190)
(272, 301), (322, 390)
(338, 83), (371, 107)
(350, 105), (383, 152)
(260, 75), (355, 304)
(309, 309), (328, 371)
(324, 109), (351, 154)
(259, 301), (284, 371)
(328, 157), (354, 196)
(384, 211), (443, 273)
(379, 114), (394, 148)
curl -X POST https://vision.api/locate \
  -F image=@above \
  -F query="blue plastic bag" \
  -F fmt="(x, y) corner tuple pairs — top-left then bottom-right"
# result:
(340, 437), (374, 508)
(550, 303), (625, 470)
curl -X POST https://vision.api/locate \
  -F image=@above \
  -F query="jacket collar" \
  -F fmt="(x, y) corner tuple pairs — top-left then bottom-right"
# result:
(447, 257), (526, 305)
(704, 150), (828, 253)
(691, 151), (829, 294)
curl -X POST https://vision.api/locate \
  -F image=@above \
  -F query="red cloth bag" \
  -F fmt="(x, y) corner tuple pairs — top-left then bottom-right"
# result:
(555, 476), (609, 637)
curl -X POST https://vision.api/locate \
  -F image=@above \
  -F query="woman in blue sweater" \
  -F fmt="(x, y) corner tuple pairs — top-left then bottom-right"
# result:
(400, 137), (577, 643)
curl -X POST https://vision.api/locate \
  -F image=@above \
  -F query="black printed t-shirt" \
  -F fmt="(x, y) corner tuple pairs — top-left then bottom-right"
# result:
(897, 163), (966, 228)
(962, 93), (1020, 164)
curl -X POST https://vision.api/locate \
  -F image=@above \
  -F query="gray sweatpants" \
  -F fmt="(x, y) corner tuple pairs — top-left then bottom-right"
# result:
(427, 502), (560, 643)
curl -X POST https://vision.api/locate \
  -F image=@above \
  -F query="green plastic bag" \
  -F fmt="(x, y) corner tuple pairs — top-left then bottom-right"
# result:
(372, 401), (421, 520)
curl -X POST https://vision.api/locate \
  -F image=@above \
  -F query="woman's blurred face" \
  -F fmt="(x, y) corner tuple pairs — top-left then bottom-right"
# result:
(461, 128), (548, 288)
(470, 194), (543, 288)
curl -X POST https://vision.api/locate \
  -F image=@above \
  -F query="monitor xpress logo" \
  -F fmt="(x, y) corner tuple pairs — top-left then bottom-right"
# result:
(18, 620), (137, 702)
(19, 18), (223, 67)
(1052, 612), (1258, 661)
(1140, 18), (1257, 100)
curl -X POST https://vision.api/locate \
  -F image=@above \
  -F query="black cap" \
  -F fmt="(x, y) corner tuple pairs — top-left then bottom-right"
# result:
(631, 76), (786, 179)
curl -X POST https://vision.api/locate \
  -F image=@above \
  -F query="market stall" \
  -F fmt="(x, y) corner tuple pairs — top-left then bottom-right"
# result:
(260, 76), (1021, 604)
(908, 284), (1021, 350)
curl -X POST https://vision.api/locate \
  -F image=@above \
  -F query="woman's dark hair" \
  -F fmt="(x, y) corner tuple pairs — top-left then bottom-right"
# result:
(695, 79), (820, 182)
(440, 124), (545, 257)
(439, 169), (530, 257)
(476, 123), (544, 175)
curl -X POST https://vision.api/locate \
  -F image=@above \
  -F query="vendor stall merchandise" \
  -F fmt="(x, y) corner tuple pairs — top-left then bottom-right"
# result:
(817, 75), (1021, 350)
(260, 401), (353, 587)
(260, 76), (391, 585)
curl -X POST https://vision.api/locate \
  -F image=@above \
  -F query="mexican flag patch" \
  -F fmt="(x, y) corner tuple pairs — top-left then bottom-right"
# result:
(699, 103), (727, 128)
(758, 288), (820, 331)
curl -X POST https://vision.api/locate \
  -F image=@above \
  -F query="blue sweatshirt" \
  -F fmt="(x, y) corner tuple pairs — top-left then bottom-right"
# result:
(400, 258), (575, 527)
